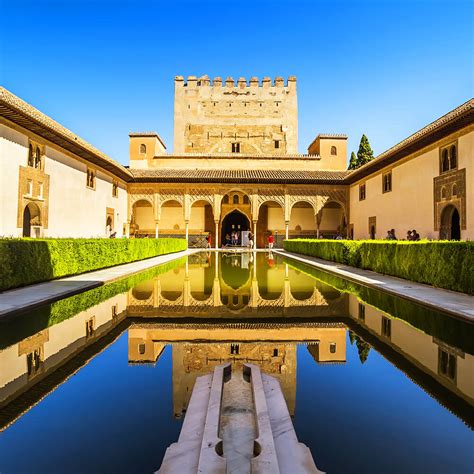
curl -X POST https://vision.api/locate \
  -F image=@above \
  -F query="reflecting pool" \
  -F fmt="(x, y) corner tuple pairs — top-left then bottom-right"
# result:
(0, 252), (473, 473)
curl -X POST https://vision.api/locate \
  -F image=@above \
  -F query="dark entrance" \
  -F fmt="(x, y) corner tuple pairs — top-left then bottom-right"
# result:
(22, 205), (31, 237)
(221, 210), (250, 246)
(440, 205), (461, 240)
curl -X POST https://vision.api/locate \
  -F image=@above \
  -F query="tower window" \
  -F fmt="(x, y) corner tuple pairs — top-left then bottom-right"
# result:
(330, 146), (337, 156)
(139, 143), (146, 154)
(359, 183), (366, 201)
(230, 343), (240, 355)
(381, 317), (391, 338)
(274, 140), (280, 149)
(273, 348), (279, 357)
(231, 143), (240, 153)
(86, 168), (96, 189)
(28, 144), (34, 167)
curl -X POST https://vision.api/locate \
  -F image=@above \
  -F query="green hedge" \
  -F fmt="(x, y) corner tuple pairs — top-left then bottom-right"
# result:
(284, 257), (474, 355)
(0, 257), (186, 350)
(283, 239), (473, 294)
(0, 238), (187, 291)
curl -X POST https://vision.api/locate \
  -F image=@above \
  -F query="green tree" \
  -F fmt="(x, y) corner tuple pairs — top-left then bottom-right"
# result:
(356, 336), (371, 364)
(348, 151), (358, 170)
(357, 134), (374, 167)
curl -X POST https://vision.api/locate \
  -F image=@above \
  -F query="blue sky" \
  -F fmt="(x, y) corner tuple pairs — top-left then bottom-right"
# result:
(1, 0), (472, 165)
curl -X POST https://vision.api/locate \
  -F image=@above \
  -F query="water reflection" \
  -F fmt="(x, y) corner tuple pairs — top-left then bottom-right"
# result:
(127, 322), (347, 417)
(128, 252), (346, 318)
(0, 251), (473, 440)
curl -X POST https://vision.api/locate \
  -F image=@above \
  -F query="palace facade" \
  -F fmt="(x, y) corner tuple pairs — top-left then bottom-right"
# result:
(0, 79), (472, 243)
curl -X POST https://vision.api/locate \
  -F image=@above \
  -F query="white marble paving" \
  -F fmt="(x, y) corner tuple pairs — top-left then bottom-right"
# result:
(276, 250), (474, 322)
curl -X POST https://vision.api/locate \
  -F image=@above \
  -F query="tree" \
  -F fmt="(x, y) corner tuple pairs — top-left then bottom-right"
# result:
(348, 151), (358, 170)
(349, 329), (356, 345)
(356, 336), (371, 364)
(357, 134), (374, 167)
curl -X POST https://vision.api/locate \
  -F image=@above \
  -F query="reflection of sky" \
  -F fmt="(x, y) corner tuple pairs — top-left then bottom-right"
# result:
(0, 337), (181, 474)
(295, 334), (474, 474)
(1, 331), (473, 473)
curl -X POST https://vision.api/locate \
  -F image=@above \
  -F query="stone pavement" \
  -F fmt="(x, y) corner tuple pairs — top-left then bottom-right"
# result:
(0, 249), (200, 319)
(275, 249), (474, 323)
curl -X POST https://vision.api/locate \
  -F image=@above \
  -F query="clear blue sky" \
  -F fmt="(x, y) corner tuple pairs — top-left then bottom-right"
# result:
(1, 0), (472, 165)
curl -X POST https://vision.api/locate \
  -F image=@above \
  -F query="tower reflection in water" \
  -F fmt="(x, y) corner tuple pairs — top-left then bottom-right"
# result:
(1, 251), (472, 436)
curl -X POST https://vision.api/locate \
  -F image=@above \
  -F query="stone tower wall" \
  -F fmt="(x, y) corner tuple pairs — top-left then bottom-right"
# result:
(173, 75), (298, 154)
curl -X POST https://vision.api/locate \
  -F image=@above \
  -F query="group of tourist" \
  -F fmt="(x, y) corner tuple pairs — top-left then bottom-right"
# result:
(386, 229), (421, 241)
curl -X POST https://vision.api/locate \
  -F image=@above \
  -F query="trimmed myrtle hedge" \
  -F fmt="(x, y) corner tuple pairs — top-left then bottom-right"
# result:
(0, 257), (186, 350)
(283, 239), (473, 294)
(0, 238), (187, 291)
(284, 258), (474, 355)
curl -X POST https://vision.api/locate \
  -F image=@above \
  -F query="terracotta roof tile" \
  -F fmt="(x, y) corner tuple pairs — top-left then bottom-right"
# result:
(129, 168), (350, 183)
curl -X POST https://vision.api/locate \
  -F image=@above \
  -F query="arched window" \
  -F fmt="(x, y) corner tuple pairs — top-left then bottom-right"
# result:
(233, 195), (239, 204)
(35, 147), (41, 169)
(441, 149), (449, 172)
(223, 195), (229, 204)
(243, 195), (249, 204)
(441, 186), (447, 200)
(449, 145), (457, 169)
(452, 183), (458, 197)
(139, 143), (146, 154)
(330, 146), (337, 156)
(28, 144), (34, 167)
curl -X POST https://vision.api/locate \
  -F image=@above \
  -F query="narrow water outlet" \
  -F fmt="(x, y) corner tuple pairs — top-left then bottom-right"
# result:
(220, 370), (256, 474)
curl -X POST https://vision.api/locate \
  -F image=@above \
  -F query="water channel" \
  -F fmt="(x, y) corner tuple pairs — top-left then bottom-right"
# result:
(0, 252), (473, 473)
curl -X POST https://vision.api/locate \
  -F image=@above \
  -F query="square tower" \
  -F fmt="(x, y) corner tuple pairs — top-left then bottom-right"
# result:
(173, 75), (298, 154)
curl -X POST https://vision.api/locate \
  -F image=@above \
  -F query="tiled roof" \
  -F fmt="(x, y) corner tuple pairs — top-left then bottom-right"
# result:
(347, 98), (474, 183)
(0, 87), (132, 181)
(130, 168), (350, 183)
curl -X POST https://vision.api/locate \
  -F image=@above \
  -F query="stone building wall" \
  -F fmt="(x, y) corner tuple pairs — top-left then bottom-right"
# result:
(173, 75), (298, 154)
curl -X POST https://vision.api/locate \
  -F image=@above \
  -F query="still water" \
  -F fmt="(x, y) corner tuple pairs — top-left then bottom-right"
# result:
(0, 252), (473, 473)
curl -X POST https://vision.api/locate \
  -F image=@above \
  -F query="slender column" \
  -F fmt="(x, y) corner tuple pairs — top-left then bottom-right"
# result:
(253, 220), (257, 250)
(125, 222), (130, 238)
(214, 220), (219, 249)
(285, 221), (289, 240)
(185, 221), (189, 245)
(155, 220), (159, 239)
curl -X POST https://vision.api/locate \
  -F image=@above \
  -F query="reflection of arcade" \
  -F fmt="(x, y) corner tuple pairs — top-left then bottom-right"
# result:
(127, 322), (347, 417)
(127, 253), (348, 318)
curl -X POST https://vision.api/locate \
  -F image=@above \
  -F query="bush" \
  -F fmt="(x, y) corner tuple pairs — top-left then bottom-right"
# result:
(284, 257), (474, 354)
(283, 239), (473, 294)
(0, 238), (187, 291)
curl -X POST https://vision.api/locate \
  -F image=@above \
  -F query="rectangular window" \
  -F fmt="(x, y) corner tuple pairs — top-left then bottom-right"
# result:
(359, 183), (366, 201)
(274, 140), (280, 149)
(231, 142), (240, 153)
(38, 182), (43, 198)
(438, 348), (456, 381)
(112, 181), (118, 197)
(382, 171), (392, 193)
(381, 317), (391, 338)
(358, 303), (365, 321)
(27, 180), (33, 195)
(86, 168), (96, 189)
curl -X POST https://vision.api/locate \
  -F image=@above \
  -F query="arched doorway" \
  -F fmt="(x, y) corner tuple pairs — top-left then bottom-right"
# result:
(440, 205), (461, 240)
(221, 210), (250, 246)
(257, 201), (284, 248)
(22, 202), (41, 237)
(318, 201), (346, 238)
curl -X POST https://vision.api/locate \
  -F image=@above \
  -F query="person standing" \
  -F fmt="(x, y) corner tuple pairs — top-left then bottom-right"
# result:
(268, 232), (274, 250)
(206, 233), (212, 249)
(248, 231), (254, 249)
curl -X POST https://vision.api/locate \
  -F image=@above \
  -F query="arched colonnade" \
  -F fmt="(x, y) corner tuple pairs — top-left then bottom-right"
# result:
(128, 186), (348, 248)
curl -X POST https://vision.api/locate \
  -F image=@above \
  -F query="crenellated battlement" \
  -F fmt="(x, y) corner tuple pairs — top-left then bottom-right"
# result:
(174, 74), (298, 154)
(175, 75), (297, 89)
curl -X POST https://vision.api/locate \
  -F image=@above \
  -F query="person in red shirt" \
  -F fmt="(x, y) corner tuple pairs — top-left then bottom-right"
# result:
(268, 232), (274, 250)
(206, 233), (212, 249)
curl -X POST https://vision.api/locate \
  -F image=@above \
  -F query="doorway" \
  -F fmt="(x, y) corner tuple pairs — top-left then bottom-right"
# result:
(440, 205), (461, 240)
(221, 210), (250, 246)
